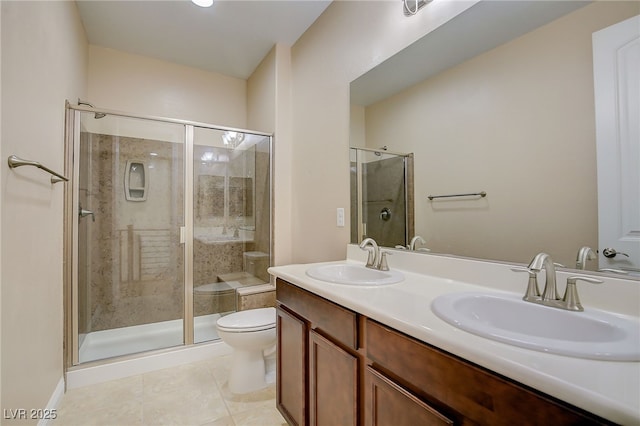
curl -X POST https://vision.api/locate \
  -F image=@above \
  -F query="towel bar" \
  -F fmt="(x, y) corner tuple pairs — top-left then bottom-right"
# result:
(7, 155), (68, 184)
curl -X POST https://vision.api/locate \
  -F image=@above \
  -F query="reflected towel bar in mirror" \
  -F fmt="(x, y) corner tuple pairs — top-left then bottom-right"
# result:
(428, 191), (487, 200)
(7, 155), (68, 184)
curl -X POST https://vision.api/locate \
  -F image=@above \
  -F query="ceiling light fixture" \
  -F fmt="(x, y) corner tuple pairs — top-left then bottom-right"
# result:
(222, 131), (245, 149)
(192, 0), (213, 8)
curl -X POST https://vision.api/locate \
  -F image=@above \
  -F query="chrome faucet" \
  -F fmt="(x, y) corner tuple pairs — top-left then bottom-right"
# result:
(576, 246), (597, 270)
(409, 236), (426, 251)
(359, 238), (392, 271)
(513, 252), (603, 311)
(527, 252), (558, 301)
(359, 238), (379, 269)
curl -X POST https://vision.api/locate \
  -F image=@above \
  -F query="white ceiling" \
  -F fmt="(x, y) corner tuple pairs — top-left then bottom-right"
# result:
(76, 0), (332, 80)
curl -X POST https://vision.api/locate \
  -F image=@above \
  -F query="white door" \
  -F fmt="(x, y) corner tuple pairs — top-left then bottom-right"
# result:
(593, 15), (640, 272)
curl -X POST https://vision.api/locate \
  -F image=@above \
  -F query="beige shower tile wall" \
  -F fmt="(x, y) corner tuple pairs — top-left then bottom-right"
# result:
(86, 133), (184, 332)
(194, 290), (236, 317)
(237, 289), (276, 311)
(193, 240), (251, 286)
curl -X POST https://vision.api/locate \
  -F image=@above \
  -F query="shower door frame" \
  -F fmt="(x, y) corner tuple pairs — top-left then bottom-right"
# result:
(63, 102), (273, 369)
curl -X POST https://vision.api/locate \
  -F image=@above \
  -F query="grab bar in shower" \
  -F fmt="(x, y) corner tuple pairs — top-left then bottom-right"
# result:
(428, 191), (486, 201)
(7, 155), (68, 184)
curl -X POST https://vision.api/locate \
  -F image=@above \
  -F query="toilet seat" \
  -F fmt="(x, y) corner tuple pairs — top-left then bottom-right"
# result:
(216, 307), (276, 333)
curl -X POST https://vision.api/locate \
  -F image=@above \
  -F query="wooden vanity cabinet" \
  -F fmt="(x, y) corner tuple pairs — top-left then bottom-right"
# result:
(365, 319), (611, 426)
(276, 278), (613, 426)
(364, 366), (453, 426)
(276, 305), (307, 426)
(276, 278), (360, 426)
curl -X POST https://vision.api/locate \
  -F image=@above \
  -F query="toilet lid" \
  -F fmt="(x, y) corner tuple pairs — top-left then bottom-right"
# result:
(216, 307), (276, 332)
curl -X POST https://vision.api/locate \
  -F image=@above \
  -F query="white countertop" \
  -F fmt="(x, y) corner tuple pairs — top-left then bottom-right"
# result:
(269, 246), (640, 425)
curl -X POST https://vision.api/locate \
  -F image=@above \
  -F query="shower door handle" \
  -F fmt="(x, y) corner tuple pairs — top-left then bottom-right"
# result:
(79, 205), (95, 222)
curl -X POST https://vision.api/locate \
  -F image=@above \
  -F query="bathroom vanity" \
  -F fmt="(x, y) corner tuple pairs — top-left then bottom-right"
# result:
(269, 246), (640, 425)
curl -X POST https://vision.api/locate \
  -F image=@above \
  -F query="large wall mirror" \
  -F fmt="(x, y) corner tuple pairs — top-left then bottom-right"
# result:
(350, 1), (639, 277)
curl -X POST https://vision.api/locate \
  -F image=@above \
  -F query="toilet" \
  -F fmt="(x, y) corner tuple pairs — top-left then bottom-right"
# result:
(216, 307), (277, 394)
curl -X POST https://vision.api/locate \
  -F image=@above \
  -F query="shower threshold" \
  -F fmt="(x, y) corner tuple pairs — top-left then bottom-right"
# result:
(79, 313), (222, 364)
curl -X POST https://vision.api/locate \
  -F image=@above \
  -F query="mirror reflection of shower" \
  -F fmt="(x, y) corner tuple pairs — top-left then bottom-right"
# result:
(350, 147), (414, 248)
(374, 146), (388, 157)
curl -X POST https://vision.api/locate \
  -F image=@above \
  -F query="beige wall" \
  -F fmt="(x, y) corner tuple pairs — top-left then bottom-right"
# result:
(349, 104), (365, 149)
(247, 44), (294, 267)
(88, 45), (247, 127)
(248, 47), (276, 133)
(1, 0), (87, 421)
(289, 0), (478, 263)
(363, 2), (639, 267)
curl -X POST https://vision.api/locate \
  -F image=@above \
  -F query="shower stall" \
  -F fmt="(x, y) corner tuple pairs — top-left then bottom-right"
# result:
(65, 103), (272, 366)
(350, 147), (414, 248)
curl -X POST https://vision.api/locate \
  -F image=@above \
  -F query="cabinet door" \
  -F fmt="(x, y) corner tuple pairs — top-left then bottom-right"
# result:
(309, 330), (358, 426)
(365, 367), (453, 426)
(277, 306), (307, 426)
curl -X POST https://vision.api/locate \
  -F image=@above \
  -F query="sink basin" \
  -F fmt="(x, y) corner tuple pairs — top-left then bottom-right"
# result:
(431, 291), (640, 361)
(306, 263), (404, 286)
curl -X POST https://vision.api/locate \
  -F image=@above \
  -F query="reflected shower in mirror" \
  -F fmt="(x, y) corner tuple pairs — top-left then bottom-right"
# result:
(349, 1), (640, 275)
(350, 147), (414, 248)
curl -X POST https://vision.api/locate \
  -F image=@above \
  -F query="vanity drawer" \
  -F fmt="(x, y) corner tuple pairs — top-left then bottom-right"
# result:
(276, 278), (358, 350)
(365, 319), (608, 425)
(364, 366), (453, 426)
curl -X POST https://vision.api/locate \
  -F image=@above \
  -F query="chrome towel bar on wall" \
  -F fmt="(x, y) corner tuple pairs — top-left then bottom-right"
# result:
(7, 155), (68, 184)
(428, 191), (487, 201)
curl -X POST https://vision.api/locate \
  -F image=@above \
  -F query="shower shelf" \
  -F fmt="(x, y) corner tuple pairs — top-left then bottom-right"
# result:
(125, 160), (148, 201)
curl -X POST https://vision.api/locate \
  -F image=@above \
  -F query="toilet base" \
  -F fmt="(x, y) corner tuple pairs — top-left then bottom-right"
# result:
(228, 348), (268, 394)
(265, 349), (276, 385)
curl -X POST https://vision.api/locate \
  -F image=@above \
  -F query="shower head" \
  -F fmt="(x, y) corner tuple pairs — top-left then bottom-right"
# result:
(374, 146), (388, 156)
(77, 99), (107, 119)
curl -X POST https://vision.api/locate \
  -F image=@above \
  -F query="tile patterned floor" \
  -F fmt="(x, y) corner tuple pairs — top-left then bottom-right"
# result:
(53, 355), (287, 426)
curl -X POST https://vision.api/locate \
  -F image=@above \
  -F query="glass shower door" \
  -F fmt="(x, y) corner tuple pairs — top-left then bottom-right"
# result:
(75, 111), (185, 364)
(192, 127), (272, 344)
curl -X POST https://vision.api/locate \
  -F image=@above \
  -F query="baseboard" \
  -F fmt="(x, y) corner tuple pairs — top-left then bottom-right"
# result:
(66, 340), (232, 389)
(37, 377), (65, 426)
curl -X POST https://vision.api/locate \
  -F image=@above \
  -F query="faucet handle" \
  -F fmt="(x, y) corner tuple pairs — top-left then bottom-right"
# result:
(511, 267), (540, 301)
(562, 275), (603, 312)
(378, 250), (392, 271)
